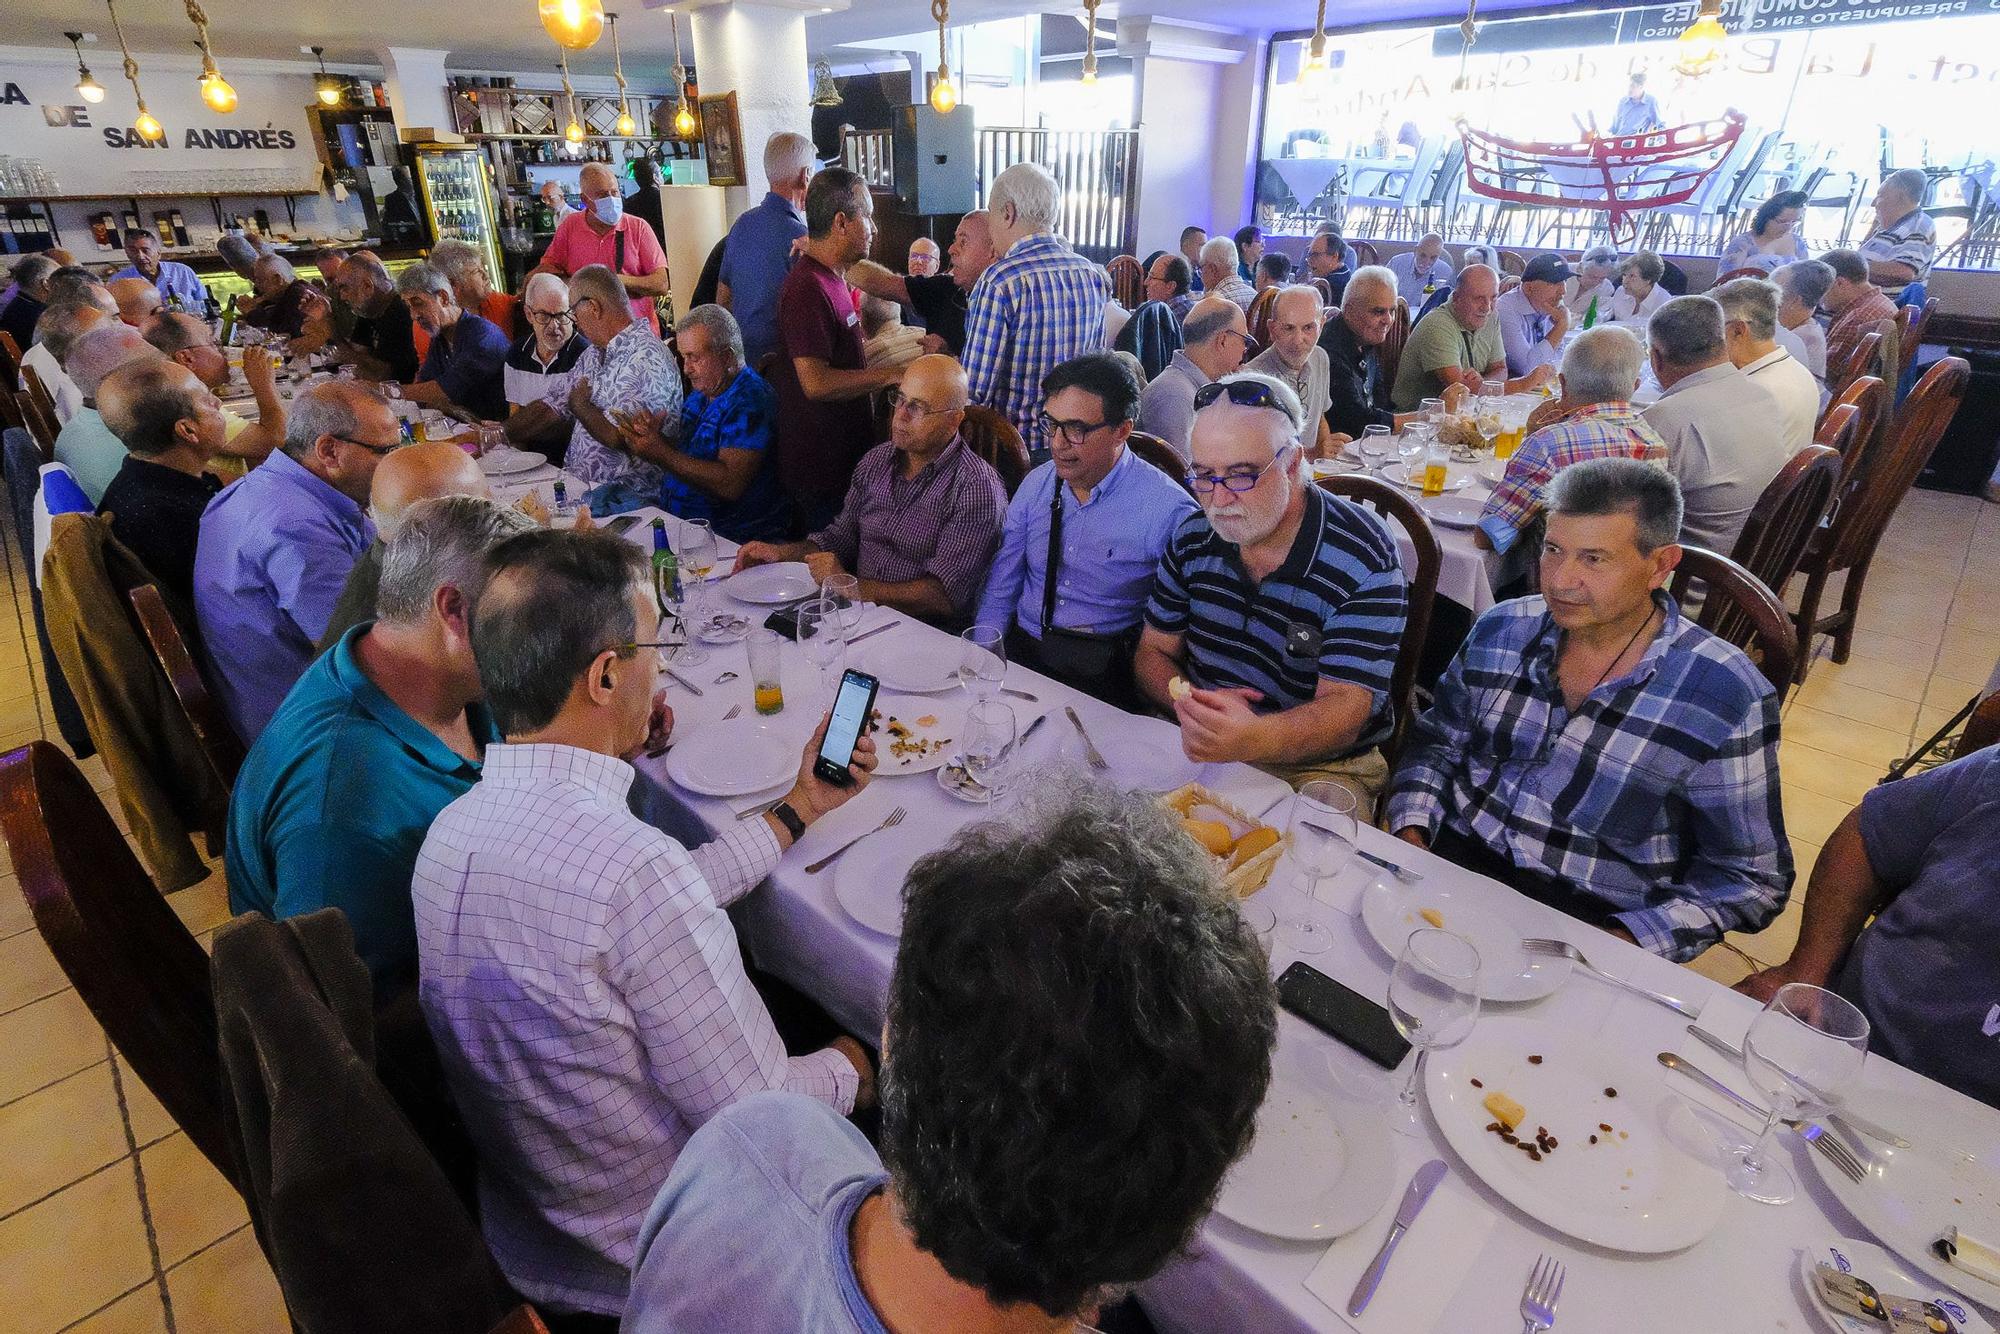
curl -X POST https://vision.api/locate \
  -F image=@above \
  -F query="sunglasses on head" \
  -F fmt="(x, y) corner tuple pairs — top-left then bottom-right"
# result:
(1193, 378), (1300, 429)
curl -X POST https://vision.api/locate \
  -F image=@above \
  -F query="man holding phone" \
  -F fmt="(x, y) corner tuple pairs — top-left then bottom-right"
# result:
(412, 528), (880, 1320)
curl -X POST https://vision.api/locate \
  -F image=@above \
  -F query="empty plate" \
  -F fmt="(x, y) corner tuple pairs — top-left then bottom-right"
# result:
(477, 448), (548, 476)
(663, 716), (798, 797)
(864, 650), (962, 695)
(1422, 496), (1485, 530)
(724, 562), (820, 605)
(1213, 1074), (1397, 1241)
(1358, 879), (1570, 1002)
(831, 821), (932, 937)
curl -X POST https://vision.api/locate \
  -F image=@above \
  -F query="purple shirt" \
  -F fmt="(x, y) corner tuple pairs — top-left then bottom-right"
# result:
(195, 448), (374, 743)
(809, 436), (1007, 620)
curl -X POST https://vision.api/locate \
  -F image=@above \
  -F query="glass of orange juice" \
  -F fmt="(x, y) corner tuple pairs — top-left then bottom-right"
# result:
(748, 629), (785, 715)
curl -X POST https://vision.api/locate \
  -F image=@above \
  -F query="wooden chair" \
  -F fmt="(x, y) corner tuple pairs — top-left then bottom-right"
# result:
(958, 405), (1030, 496)
(0, 329), (21, 388)
(1814, 375), (1887, 491)
(1793, 356), (1971, 680)
(1246, 287), (1280, 346)
(1826, 327), (1885, 404)
(1905, 296), (1939, 361)
(1310, 278), (1334, 307)
(1713, 266), (1767, 285)
(1378, 297), (1412, 398)
(1681, 444), (1840, 667)
(0, 386), (22, 433)
(1350, 240), (1381, 267)
(1669, 547), (1796, 693)
(1105, 254), (1145, 310)
(1314, 474), (1438, 778)
(17, 387), (58, 460)
(488, 1310), (552, 1334)
(130, 584), (246, 793)
(1497, 250), (1527, 279)
(1954, 691), (2000, 761)
(1126, 431), (1189, 492)
(0, 741), (240, 1188)
(19, 361), (58, 429)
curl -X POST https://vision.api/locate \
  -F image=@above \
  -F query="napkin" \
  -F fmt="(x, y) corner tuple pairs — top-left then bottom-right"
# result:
(1302, 1170), (1498, 1332)
(1688, 998), (1754, 1055)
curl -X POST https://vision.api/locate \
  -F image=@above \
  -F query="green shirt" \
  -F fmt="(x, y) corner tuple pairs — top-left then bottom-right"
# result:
(225, 622), (498, 994)
(53, 407), (129, 505)
(1390, 305), (1505, 411)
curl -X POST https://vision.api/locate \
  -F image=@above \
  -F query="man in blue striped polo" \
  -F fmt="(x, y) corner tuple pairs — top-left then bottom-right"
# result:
(1136, 371), (1409, 813)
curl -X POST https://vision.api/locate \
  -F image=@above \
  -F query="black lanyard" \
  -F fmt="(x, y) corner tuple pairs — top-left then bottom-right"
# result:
(1040, 481), (1065, 635)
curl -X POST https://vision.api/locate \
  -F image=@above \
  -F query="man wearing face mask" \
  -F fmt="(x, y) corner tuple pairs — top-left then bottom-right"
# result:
(531, 161), (671, 336)
(1136, 372), (1409, 813)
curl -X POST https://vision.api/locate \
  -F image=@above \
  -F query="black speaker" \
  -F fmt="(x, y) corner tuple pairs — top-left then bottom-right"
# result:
(892, 105), (976, 216)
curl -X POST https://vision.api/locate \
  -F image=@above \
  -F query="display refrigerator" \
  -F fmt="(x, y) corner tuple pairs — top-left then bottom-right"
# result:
(410, 143), (505, 285)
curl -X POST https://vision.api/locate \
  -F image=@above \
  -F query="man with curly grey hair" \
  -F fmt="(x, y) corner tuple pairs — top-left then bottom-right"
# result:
(624, 778), (1277, 1331)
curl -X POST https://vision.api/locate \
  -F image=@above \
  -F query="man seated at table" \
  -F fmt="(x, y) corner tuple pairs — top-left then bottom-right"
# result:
(1254, 252), (1294, 294)
(1197, 236), (1256, 313)
(108, 276), (162, 329)
(1179, 224), (1208, 291)
(1137, 296), (1249, 461)
(1639, 295), (1789, 556)
(735, 354), (1006, 627)
(1714, 277), (1818, 456)
(1142, 250), (1196, 324)
(613, 304), (788, 543)
(330, 253), (421, 383)
(319, 441), (493, 650)
(395, 262), (511, 423)
(1773, 259), (1834, 399)
(846, 210), (997, 358)
(1477, 326), (1669, 559)
(1318, 265), (1420, 442)
(1387, 232), (1454, 302)
(501, 273), (587, 454)
(624, 780), (1275, 1333)
(1497, 254), (1573, 379)
(24, 299), (109, 427)
(1820, 248), (1899, 383)
(111, 228), (207, 311)
(55, 323), (159, 504)
(1391, 265), (1553, 411)
(1387, 458), (1790, 961)
(1248, 285), (1335, 453)
(94, 358), (227, 604)
(428, 237), (524, 343)
(229, 496), (531, 996)
(195, 382), (394, 742)
(1136, 373), (1408, 810)
(1, 255), (58, 352)
(143, 310), (285, 461)
(1737, 743), (2000, 1109)
(1304, 225), (1355, 306)
(242, 255), (333, 352)
(1856, 168), (1936, 294)
(976, 352), (1196, 706)
(507, 265), (680, 509)
(413, 527), (879, 1321)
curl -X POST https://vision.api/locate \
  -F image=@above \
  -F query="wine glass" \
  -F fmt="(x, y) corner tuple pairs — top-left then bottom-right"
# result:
(1396, 421), (1432, 482)
(677, 520), (717, 665)
(797, 593), (847, 707)
(1289, 781), (1357, 907)
(1418, 396), (1444, 428)
(961, 700), (1017, 806)
(1729, 983), (1871, 1205)
(1359, 423), (1392, 463)
(958, 626), (1007, 702)
(1385, 928), (1482, 1137)
(823, 572), (863, 636)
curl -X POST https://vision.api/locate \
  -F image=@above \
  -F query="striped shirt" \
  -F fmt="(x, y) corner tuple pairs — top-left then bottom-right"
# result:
(1858, 207), (1937, 284)
(1478, 402), (1669, 553)
(963, 233), (1111, 456)
(1386, 594), (1791, 961)
(1826, 286), (1898, 382)
(1145, 484), (1408, 754)
(809, 436), (1008, 620)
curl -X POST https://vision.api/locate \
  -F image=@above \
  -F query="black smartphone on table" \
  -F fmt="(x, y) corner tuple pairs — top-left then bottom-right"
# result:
(1276, 961), (1413, 1070)
(813, 668), (880, 785)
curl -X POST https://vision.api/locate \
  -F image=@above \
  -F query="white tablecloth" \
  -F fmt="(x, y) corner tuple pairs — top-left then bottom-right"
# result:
(621, 547), (2000, 1334)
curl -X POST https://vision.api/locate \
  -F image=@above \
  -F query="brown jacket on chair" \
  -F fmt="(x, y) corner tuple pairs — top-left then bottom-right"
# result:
(39, 511), (223, 891)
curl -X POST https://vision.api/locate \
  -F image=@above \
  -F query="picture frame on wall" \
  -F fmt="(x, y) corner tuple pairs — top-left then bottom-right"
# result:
(698, 91), (742, 186)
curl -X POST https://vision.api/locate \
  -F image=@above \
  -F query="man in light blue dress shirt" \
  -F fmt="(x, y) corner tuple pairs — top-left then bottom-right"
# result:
(1497, 253), (1574, 378)
(977, 352), (1195, 705)
(195, 382), (391, 743)
(110, 229), (209, 311)
(717, 131), (813, 368)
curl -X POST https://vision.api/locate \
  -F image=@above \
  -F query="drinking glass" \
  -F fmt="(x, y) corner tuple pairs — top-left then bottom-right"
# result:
(1397, 422), (1432, 479)
(1418, 397), (1444, 429)
(958, 626), (1007, 701)
(1359, 423), (1392, 463)
(677, 520), (717, 665)
(1475, 381), (1505, 451)
(797, 593), (847, 707)
(961, 700), (1017, 806)
(1273, 784), (1352, 956)
(823, 572), (863, 635)
(747, 628), (785, 716)
(1385, 928), (1483, 1136)
(1729, 983), (1870, 1205)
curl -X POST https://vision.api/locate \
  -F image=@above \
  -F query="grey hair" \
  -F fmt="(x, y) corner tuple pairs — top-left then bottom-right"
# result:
(676, 303), (745, 367)
(1197, 236), (1237, 273)
(1819, 248), (1868, 286)
(1619, 251), (1665, 285)
(522, 271), (569, 308)
(375, 495), (536, 625)
(763, 130), (816, 187)
(1461, 244), (1500, 270)
(282, 382), (368, 460)
(9, 254), (59, 295)
(31, 302), (106, 361)
(252, 253), (297, 285)
(1206, 370), (1303, 436)
(1646, 295), (1727, 368)
(567, 264), (628, 316)
(396, 261), (454, 300)
(47, 272), (109, 308)
(1271, 284), (1325, 322)
(1345, 264), (1397, 301)
(1882, 168), (1928, 205)
(1559, 326), (1645, 405)
(344, 252), (394, 293)
(216, 234), (261, 274)
(579, 161), (616, 193)
(63, 323), (155, 398)
(1712, 277), (1780, 341)
(427, 238), (485, 283)
(1547, 456), (1682, 554)
(1182, 302), (1240, 347)
(988, 162), (1061, 232)
(1772, 259), (1835, 311)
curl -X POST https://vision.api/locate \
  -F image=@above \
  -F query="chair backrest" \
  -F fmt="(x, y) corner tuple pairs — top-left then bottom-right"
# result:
(1891, 303), (1922, 375)
(958, 405), (1030, 496)
(1497, 250), (1527, 278)
(1125, 431), (1190, 492)
(0, 741), (238, 1186)
(1816, 355), (1970, 574)
(1378, 297), (1412, 397)
(1310, 277), (1333, 307)
(1955, 691), (2000, 761)
(1714, 266), (1766, 285)
(1908, 296), (1939, 356)
(1815, 374), (1888, 494)
(19, 361), (57, 427)
(1828, 328), (1884, 401)
(1246, 286), (1280, 346)
(1659, 259), (1690, 297)
(1105, 254), (1145, 310)
(0, 386), (21, 433)
(17, 386), (58, 459)
(1668, 547), (1795, 692)
(1351, 240), (1381, 267)
(129, 583), (246, 791)
(1313, 475), (1438, 775)
(0, 329), (20, 387)
(1723, 443), (1841, 615)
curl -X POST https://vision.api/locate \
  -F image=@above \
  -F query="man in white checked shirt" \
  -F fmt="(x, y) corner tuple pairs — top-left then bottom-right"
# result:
(411, 528), (879, 1320)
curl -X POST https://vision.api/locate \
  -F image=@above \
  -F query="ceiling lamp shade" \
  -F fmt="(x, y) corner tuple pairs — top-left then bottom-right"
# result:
(540, 0), (605, 51)
(66, 32), (106, 103)
(1675, 0), (1727, 77)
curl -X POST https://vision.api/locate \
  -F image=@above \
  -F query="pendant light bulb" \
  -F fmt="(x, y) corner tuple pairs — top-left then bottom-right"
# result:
(539, 0), (605, 51)
(929, 68), (958, 114)
(200, 68), (238, 113)
(135, 105), (164, 140)
(615, 107), (637, 136)
(606, 11), (636, 135)
(673, 99), (697, 138)
(106, 0), (163, 140)
(1675, 0), (1727, 76)
(312, 47), (343, 106)
(67, 33), (106, 103)
(1300, 0), (1331, 88)
(566, 117), (586, 144)
(1079, 0), (1100, 86)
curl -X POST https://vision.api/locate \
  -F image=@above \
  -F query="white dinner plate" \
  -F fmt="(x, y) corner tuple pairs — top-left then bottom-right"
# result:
(864, 649), (962, 695)
(1357, 880), (1570, 1003)
(663, 716), (798, 797)
(1212, 1074), (1398, 1241)
(1378, 460), (1475, 493)
(1426, 1021), (1727, 1253)
(1804, 1081), (2000, 1308)
(869, 694), (966, 775)
(830, 821), (933, 938)
(476, 447), (548, 477)
(1797, 1236), (1992, 1334)
(1421, 496), (1485, 530)
(724, 562), (820, 605)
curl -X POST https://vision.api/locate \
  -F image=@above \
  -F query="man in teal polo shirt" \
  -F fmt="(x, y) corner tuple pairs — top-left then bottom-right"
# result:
(226, 495), (536, 995)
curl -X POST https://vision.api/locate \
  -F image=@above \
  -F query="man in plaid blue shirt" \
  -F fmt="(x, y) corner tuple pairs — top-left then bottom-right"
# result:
(962, 162), (1110, 459)
(1387, 458), (1790, 962)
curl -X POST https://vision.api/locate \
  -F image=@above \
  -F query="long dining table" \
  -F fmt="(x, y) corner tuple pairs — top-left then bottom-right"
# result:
(489, 463), (2000, 1334)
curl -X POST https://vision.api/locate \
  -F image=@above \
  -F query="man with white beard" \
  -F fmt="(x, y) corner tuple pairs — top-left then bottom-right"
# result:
(1134, 372), (1410, 811)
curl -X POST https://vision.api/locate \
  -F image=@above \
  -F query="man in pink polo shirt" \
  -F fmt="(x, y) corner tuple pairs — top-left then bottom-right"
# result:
(532, 161), (670, 335)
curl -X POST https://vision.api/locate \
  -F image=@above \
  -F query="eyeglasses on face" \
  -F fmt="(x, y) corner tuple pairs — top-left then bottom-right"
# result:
(1186, 444), (1294, 495)
(1037, 412), (1114, 446)
(887, 388), (960, 418)
(333, 434), (403, 458)
(526, 307), (573, 325)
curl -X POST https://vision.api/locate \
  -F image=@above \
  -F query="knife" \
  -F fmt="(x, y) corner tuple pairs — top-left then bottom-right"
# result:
(1064, 706), (1110, 771)
(1354, 846), (1424, 883)
(661, 664), (705, 697)
(1020, 712), (1049, 744)
(845, 622), (897, 647)
(1347, 1159), (1448, 1316)
(1685, 1024), (1908, 1149)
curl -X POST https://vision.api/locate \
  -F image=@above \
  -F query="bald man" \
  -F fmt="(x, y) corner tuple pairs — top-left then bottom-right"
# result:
(55, 322), (161, 502)
(96, 358), (228, 602)
(317, 441), (492, 650)
(108, 276), (162, 328)
(1247, 285), (1336, 453)
(846, 210), (996, 356)
(1138, 294), (1250, 460)
(144, 310), (285, 461)
(907, 238), (941, 277)
(733, 354), (1007, 625)
(531, 159), (670, 334)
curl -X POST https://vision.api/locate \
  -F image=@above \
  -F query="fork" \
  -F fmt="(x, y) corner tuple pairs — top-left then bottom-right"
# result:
(1520, 1253), (1565, 1332)
(804, 806), (906, 874)
(1521, 938), (1700, 1018)
(647, 704), (739, 758)
(1801, 1121), (1868, 1184)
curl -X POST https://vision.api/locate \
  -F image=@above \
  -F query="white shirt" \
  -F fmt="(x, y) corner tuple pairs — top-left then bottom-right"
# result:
(1774, 322), (1829, 410)
(1565, 276), (1615, 322)
(1641, 361), (1790, 556)
(1740, 344), (1819, 456)
(1606, 283), (1670, 326)
(412, 742), (857, 1316)
(21, 342), (82, 426)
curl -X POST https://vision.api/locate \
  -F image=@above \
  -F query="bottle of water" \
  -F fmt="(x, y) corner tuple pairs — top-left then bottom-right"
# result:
(650, 519), (681, 617)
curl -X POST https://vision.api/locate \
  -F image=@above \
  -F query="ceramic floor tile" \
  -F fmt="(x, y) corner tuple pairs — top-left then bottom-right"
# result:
(114, 1057), (179, 1149)
(0, 872), (31, 940)
(1736, 899), (1805, 969)
(1924, 673), (1992, 710)
(1800, 653), (1933, 703)
(0, 1164), (155, 1332)
(163, 1226), (290, 1334)
(0, 926), (71, 1015)
(1780, 703), (1910, 771)
(1781, 783), (1851, 849)
(1913, 703), (1968, 744)
(0, 990), (107, 1105)
(61, 1285), (170, 1334)
(166, 879), (233, 938)
(0, 1062), (132, 1220)
(1686, 944), (1755, 988)
(138, 1134), (249, 1269)
(1788, 677), (1921, 734)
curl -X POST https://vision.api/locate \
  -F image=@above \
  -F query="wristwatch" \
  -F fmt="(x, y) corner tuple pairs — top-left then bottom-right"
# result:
(769, 800), (807, 842)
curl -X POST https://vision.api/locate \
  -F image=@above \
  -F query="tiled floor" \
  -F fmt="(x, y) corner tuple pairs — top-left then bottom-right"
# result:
(0, 483), (1990, 1330)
